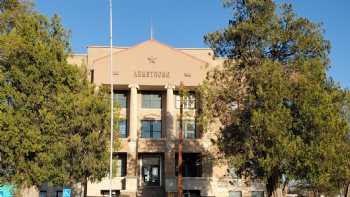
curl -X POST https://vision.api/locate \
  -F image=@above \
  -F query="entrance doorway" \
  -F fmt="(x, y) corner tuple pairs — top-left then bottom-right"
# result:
(140, 154), (162, 187)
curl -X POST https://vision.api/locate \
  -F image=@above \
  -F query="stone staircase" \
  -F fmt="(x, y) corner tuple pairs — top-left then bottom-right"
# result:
(137, 186), (165, 197)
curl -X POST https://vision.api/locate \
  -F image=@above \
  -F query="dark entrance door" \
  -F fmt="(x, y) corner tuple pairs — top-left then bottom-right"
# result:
(141, 154), (161, 186)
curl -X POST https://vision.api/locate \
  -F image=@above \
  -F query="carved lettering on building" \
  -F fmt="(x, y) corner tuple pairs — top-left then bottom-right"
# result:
(134, 71), (170, 78)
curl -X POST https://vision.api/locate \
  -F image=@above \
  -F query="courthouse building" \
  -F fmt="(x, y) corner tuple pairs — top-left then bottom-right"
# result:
(41, 39), (266, 197)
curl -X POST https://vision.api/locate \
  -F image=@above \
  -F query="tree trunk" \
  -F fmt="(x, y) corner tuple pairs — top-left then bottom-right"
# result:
(266, 173), (283, 197)
(82, 177), (88, 197)
(345, 182), (349, 197)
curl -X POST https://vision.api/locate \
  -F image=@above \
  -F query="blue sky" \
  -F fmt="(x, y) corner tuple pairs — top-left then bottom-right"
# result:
(35, 0), (350, 88)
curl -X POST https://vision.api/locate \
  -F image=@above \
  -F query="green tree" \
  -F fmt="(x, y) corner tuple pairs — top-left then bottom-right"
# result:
(200, 0), (349, 196)
(319, 93), (350, 197)
(0, 0), (114, 195)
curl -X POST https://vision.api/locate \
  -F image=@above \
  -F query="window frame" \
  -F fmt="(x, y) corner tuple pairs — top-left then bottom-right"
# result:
(141, 120), (162, 139)
(56, 191), (63, 197)
(175, 153), (202, 177)
(229, 191), (242, 197)
(112, 153), (127, 177)
(184, 190), (201, 197)
(116, 119), (128, 138)
(113, 91), (128, 109)
(39, 191), (47, 197)
(175, 93), (196, 109)
(142, 92), (162, 109)
(101, 190), (120, 197)
(251, 191), (265, 197)
(177, 119), (196, 139)
(228, 167), (239, 179)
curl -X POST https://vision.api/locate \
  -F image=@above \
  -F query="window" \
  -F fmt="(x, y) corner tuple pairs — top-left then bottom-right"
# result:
(114, 91), (127, 108)
(228, 167), (239, 178)
(39, 191), (47, 197)
(101, 190), (120, 197)
(175, 93), (195, 109)
(90, 69), (94, 83)
(175, 153), (202, 177)
(252, 191), (264, 197)
(142, 93), (161, 108)
(112, 153), (127, 177)
(141, 120), (161, 139)
(115, 119), (128, 138)
(56, 191), (62, 197)
(141, 154), (161, 186)
(184, 190), (200, 197)
(229, 191), (242, 197)
(177, 120), (196, 139)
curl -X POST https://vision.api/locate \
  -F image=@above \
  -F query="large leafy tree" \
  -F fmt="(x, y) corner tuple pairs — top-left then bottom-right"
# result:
(200, 0), (349, 196)
(319, 93), (350, 197)
(0, 0), (113, 195)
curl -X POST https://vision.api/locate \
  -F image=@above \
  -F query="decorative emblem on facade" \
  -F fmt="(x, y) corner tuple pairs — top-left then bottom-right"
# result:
(184, 73), (191, 77)
(147, 56), (157, 64)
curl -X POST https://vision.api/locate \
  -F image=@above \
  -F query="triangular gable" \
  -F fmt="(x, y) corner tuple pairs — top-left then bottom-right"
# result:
(92, 39), (210, 87)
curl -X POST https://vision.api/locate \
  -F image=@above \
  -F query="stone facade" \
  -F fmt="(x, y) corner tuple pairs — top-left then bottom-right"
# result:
(31, 39), (266, 197)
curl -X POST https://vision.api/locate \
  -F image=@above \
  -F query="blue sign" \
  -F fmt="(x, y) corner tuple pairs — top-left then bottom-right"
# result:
(0, 185), (13, 197)
(62, 188), (71, 197)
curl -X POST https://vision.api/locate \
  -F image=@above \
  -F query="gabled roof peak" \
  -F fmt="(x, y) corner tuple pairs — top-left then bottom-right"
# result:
(91, 39), (209, 65)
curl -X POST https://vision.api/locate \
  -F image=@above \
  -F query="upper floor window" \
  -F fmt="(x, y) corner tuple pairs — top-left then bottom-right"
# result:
(114, 91), (127, 108)
(90, 69), (94, 83)
(116, 119), (128, 138)
(142, 93), (162, 108)
(177, 120), (196, 139)
(228, 167), (239, 179)
(141, 120), (161, 139)
(175, 93), (195, 109)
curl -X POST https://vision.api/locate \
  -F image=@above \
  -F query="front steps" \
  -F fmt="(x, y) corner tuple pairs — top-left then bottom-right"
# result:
(136, 186), (165, 197)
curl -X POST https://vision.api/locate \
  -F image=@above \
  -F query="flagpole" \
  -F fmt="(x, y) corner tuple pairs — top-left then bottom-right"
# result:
(108, 0), (114, 197)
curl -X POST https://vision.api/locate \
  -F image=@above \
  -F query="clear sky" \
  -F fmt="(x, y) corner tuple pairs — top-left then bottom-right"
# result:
(35, 0), (350, 88)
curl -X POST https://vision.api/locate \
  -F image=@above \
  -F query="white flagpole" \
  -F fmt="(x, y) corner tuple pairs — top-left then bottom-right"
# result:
(108, 0), (114, 197)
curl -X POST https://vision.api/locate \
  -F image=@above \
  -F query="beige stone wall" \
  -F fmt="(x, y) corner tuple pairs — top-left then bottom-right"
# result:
(62, 39), (266, 197)
(67, 54), (88, 67)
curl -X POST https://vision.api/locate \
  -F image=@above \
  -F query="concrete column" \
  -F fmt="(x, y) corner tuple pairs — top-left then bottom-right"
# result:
(126, 84), (139, 194)
(128, 84), (139, 139)
(165, 84), (175, 139)
(164, 85), (177, 194)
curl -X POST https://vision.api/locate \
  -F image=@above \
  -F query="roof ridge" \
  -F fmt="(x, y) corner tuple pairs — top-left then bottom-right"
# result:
(149, 39), (209, 64)
(91, 39), (209, 65)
